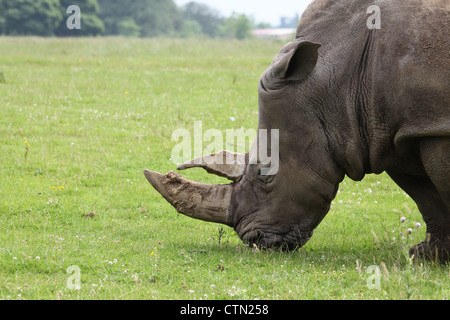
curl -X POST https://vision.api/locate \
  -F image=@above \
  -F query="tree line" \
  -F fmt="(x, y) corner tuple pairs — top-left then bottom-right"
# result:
(0, 0), (299, 39)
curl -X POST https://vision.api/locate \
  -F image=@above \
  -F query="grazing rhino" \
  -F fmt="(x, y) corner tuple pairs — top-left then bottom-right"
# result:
(145, 0), (450, 260)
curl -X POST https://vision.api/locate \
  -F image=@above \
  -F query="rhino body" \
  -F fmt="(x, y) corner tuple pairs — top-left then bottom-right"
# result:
(145, 0), (450, 260)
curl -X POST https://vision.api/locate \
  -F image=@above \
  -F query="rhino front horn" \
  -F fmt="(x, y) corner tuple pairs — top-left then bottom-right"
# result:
(144, 170), (233, 226)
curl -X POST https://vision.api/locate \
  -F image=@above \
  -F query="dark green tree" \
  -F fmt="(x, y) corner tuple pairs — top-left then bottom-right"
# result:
(134, 0), (182, 37)
(117, 18), (140, 37)
(55, 0), (104, 36)
(0, 0), (5, 34)
(180, 19), (202, 38)
(96, 0), (125, 35)
(97, 0), (181, 37)
(219, 13), (253, 40)
(2, 0), (63, 36)
(181, 2), (223, 37)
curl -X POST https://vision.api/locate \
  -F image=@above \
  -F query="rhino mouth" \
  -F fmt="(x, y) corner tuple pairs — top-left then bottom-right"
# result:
(241, 228), (314, 251)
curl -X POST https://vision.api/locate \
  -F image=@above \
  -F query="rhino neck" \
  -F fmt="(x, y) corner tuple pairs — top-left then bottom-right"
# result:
(294, 0), (386, 181)
(296, 39), (377, 182)
(344, 29), (378, 180)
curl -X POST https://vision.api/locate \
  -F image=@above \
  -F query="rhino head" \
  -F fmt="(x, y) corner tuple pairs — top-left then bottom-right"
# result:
(145, 39), (345, 250)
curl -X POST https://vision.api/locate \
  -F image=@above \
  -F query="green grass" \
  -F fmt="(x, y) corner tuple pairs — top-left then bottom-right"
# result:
(0, 37), (448, 300)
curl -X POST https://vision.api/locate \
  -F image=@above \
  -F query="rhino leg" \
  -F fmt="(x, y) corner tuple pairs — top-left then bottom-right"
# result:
(418, 137), (450, 261)
(388, 138), (450, 261)
(388, 172), (450, 261)
(420, 137), (450, 211)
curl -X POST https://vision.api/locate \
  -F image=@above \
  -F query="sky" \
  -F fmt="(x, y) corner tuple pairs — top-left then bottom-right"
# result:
(174, 0), (314, 27)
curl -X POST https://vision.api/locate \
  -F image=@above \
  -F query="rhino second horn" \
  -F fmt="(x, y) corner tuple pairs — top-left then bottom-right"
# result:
(177, 151), (246, 181)
(144, 170), (232, 226)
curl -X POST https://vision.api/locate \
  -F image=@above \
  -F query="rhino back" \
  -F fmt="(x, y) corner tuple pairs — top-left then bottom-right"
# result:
(373, 1), (450, 141)
(295, 0), (449, 175)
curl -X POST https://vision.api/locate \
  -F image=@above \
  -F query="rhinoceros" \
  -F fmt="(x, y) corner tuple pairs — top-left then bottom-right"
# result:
(145, 0), (450, 260)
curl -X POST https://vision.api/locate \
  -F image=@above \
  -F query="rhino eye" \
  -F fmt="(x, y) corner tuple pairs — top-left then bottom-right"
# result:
(257, 167), (275, 184)
(259, 79), (269, 93)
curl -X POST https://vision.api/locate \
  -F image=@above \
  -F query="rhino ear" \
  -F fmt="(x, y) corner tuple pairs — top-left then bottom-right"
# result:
(272, 41), (321, 82)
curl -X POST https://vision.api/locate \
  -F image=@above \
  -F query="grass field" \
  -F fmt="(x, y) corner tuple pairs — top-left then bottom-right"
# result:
(0, 37), (448, 300)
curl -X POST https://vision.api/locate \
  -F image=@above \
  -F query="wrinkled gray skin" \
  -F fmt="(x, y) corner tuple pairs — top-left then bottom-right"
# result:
(145, 0), (450, 260)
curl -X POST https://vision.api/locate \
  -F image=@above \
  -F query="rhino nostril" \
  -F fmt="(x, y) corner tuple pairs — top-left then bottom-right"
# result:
(244, 232), (286, 250)
(243, 230), (265, 248)
(242, 228), (313, 251)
